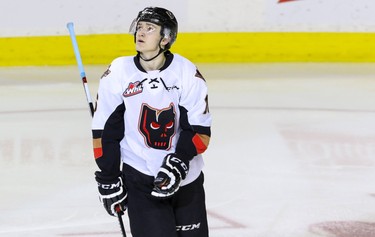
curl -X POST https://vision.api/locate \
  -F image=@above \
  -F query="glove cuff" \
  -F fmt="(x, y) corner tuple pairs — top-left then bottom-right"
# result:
(172, 153), (191, 166)
(167, 153), (189, 180)
(95, 171), (122, 183)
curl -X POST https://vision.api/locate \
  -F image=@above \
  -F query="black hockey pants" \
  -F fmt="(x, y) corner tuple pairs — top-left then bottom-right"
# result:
(122, 163), (209, 237)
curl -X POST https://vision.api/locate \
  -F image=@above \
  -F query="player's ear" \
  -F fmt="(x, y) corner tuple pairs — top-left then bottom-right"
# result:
(161, 37), (170, 48)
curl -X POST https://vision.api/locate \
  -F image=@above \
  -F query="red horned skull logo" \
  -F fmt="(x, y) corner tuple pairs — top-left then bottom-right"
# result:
(139, 103), (176, 150)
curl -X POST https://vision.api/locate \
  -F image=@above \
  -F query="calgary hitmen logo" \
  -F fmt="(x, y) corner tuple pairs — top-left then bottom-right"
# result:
(139, 103), (176, 150)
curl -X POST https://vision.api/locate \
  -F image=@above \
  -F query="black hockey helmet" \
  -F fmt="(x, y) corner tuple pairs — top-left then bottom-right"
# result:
(130, 7), (178, 50)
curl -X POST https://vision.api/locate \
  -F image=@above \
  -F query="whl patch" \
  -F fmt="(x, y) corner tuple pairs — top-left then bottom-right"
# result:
(123, 81), (144, 97)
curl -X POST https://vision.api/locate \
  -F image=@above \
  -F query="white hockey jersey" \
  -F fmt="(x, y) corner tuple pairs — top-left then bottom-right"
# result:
(92, 52), (211, 186)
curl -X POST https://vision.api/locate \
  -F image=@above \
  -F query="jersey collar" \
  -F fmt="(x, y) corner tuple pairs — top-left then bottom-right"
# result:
(134, 50), (174, 73)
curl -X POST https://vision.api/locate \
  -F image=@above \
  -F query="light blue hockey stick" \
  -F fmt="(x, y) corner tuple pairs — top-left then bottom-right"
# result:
(66, 22), (95, 117)
(66, 22), (127, 237)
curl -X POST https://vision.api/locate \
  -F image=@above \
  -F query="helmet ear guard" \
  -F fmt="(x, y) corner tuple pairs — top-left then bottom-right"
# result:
(161, 28), (173, 49)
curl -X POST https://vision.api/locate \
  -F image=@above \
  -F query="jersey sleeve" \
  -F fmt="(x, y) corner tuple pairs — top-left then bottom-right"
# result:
(176, 64), (212, 161)
(91, 60), (125, 180)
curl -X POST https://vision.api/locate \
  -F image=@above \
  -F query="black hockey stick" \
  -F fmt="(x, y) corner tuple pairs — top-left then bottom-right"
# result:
(115, 206), (127, 237)
(67, 22), (127, 237)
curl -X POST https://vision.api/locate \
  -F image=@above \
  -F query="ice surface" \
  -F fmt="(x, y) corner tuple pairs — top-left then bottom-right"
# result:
(1, 63), (375, 237)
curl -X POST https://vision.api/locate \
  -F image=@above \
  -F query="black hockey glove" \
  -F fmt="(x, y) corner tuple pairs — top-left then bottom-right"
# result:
(151, 153), (189, 198)
(95, 172), (127, 217)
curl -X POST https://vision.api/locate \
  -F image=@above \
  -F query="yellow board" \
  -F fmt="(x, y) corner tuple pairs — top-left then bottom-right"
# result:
(1, 32), (375, 66)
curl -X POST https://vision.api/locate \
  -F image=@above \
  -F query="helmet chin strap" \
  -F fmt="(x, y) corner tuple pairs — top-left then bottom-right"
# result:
(138, 38), (165, 62)
(139, 48), (164, 62)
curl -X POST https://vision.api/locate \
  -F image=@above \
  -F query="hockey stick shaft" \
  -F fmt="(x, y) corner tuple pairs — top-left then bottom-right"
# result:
(66, 22), (95, 117)
(116, 207), (127, 237)
(67, 22), (127, 237)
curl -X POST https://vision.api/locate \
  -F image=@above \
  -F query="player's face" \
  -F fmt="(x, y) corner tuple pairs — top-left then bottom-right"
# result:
(135, 22), (163, 53)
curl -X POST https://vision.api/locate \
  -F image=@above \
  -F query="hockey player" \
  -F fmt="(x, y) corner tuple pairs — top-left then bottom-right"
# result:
(92, 6), (212, 237)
